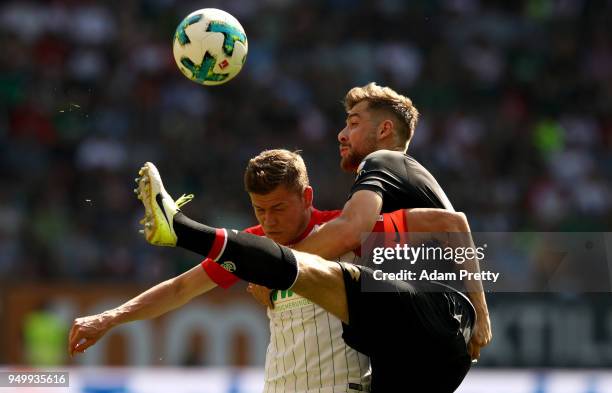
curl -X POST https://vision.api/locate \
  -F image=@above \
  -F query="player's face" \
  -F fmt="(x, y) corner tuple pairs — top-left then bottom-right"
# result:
(338, 101), (378, 172)
(249, 185), (313, 245)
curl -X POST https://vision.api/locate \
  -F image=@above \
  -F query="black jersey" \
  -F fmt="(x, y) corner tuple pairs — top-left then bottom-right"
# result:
(350, 150), (466, 291)
(342, 150), (474, 392)
(349, 150), (454, 213)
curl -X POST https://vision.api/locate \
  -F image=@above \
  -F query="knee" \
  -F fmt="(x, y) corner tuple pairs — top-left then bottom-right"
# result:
(292, 252), (341, 293)
(298, 255), (335, 283)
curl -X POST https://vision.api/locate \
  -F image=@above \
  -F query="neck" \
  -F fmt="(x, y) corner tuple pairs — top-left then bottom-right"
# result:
(376, 139), (406, 152)
(293, 208), (313, 242)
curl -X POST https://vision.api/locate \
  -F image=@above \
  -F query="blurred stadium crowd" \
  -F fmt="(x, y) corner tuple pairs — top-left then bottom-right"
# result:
(0, 0), (611, 283)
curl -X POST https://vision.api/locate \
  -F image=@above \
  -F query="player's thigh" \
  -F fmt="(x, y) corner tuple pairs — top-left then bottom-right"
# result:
(290, 250), (349, 323)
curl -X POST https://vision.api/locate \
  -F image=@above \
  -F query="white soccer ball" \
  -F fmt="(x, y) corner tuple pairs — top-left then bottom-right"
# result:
(172, 8), (248, 86)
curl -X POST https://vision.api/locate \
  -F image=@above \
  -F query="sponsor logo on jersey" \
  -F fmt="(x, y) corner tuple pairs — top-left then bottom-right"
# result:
(270, 290), (313, 312)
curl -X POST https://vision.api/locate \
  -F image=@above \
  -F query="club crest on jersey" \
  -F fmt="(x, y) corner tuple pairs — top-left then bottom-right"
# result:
(221, 261), (236, 272)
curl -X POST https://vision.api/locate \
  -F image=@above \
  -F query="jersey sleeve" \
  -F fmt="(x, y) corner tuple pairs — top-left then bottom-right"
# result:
(201, 258), (239, 289)
(349, 150), (400, 199)
(349, 150), (454, 213)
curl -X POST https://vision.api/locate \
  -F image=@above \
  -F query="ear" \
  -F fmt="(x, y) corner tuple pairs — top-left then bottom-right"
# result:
(302, 186), (313, 208)
(377, 119), (395, 140)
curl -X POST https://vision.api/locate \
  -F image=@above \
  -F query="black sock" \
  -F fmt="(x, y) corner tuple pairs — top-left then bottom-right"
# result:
(174, 212), (217, 255)
(174, 212), (298, 289)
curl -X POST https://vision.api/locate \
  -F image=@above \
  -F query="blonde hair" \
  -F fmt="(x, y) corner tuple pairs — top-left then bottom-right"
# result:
(344, 82), (419, 146)
(244, 149), (309, 195)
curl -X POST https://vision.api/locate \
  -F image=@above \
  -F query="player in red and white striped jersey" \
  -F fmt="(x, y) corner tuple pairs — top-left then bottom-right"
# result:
(203, 207), (371, 393)
(202, 203), (397, 393)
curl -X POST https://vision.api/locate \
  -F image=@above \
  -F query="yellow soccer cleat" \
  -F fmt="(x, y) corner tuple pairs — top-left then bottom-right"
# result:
(135, 162), (193, 246)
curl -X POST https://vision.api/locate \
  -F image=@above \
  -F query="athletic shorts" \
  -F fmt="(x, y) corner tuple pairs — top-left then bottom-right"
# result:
(338, 263), (475, 393)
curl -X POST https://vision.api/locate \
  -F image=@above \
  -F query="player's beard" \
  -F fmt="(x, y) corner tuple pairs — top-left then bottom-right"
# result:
(340, 149), (364, 172)
(340, 133), (377, 172)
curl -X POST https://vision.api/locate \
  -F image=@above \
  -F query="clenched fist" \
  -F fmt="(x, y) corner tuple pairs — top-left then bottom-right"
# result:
(467, 311), (492, 361)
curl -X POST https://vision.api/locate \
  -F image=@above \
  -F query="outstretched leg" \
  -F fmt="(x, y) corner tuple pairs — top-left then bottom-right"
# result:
(135, 162), (350, 320)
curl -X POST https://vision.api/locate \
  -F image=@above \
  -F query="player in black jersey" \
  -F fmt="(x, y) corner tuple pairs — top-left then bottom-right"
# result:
(295, 83), (491, 391)
(131, 83), (491, 391)
(288, 82), (490, 366)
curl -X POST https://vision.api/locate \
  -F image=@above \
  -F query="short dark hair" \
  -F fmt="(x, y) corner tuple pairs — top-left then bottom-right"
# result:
(244, 149), (309, 195)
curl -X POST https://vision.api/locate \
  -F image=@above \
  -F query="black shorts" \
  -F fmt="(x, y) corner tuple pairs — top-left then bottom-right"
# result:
(338, 263), (474, 393)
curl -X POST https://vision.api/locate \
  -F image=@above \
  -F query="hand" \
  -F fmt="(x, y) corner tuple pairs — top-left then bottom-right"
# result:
(467, 311), (492, 361)
(68, 312), (115, 356)
(247, 283), (274, 309)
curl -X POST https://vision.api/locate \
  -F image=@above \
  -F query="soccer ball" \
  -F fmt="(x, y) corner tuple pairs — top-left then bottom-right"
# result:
(173, 8), (248, 86)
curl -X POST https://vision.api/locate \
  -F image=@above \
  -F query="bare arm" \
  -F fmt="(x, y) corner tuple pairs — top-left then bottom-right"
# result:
(293, 190), (382, 259)
(405, 209), (492, 359)
(250, 190), (381, 306)
(69, 265), (217, 356)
